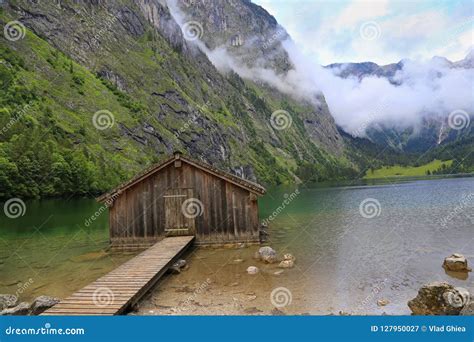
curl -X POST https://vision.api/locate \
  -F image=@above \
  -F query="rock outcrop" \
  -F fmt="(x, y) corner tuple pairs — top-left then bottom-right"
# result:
(408, 282), (470, 315)
(0, 294), (18, 310)
(0, 302), (30, 316)
(443, 253), (471, 272)
(30, 296), (60, 315)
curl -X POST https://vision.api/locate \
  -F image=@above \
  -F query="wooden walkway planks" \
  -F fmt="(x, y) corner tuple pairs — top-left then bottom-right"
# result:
(41, 236), (194, 315)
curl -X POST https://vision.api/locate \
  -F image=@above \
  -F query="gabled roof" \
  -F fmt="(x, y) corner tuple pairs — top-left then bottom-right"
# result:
(96, 152), (266, 203)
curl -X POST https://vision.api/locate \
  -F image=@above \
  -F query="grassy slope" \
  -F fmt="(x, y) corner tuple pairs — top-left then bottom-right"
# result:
(0, 3), (359, 199)
(364, 159), (453, 178)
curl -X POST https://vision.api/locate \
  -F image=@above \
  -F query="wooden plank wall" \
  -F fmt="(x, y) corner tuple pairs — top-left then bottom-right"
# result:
(109, 162), (260, 245)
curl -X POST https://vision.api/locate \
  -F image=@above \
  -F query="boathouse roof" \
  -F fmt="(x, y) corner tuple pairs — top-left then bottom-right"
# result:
(97, 151), (266, 203)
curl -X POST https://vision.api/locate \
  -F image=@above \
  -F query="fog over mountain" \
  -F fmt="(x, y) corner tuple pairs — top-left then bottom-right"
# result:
(169, 0), (473, 140)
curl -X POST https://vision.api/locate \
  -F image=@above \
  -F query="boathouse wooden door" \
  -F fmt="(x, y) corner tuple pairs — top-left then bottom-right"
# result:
(163, 188), (196, 236)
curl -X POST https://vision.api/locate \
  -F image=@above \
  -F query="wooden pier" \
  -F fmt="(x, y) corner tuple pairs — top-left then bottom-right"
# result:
(42, 236), (194, 315)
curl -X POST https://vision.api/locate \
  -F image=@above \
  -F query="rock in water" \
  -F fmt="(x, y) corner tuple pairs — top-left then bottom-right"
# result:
(408, 282), (470, 315)
(247, 266), (259, 275)
(278, 259), (294, 268)
(169, 259), (187, 274)
(0, 302), (30, 316)
(255, 246), (277, 263)
(283, 253), (296, 262)
(0, 294), (18, 310)
(443, 253), (471, 272)
(30, 296), (60, 315)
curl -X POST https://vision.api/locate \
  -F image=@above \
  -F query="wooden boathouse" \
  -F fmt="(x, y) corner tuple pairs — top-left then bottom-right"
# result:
(43, 152), (265, 315)
(97, 151), (266, 247)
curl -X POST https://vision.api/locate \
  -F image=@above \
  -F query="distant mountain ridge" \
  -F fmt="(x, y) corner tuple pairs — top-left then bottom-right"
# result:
(326, 52), (473, 153)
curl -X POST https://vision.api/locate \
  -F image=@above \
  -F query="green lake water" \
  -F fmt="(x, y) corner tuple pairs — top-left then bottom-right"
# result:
(1, 177), (473, 314)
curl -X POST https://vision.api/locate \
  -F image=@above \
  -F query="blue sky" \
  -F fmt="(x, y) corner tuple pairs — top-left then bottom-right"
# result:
(253, 0), (473, 65)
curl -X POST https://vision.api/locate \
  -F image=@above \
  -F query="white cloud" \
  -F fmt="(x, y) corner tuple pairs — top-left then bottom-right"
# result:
(253, 0), (474, 65)
(168, 0), (473, 138)
(333, 0), (390, 28)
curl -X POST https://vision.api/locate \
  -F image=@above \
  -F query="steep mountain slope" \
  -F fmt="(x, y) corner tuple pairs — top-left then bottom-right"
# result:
(0, 0), (355, 199)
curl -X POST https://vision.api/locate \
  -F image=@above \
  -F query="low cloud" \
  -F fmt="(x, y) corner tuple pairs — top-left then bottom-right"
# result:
(167, 1), (474, 138)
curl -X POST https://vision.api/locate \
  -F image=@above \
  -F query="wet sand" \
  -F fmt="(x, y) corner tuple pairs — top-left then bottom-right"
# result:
(132, 245), (365, 316)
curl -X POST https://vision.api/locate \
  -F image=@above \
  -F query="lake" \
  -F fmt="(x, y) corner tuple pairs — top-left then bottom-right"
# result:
(1, 177), (473, 314)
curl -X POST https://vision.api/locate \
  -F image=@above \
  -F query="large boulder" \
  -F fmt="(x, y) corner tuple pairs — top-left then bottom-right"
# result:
(408, 282), (470, 315)
(0, 302), (30, 316)
(30, 296), (60, 315)
(443, 253), (471, 272)
(0, 294), (18, 310)
(254, 246), (277, 263)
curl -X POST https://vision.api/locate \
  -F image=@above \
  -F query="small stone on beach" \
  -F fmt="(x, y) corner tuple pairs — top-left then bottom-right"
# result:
(247, 266), (259, 275)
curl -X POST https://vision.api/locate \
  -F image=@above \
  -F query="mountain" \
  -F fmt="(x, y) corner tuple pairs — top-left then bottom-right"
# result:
(0, 0), (356, 199)
(327, 53), (474, 153)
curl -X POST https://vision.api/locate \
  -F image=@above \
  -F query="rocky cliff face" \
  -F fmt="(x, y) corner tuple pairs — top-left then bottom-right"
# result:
(0, 0), (355, 197)
(167, 0), (344, 155)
